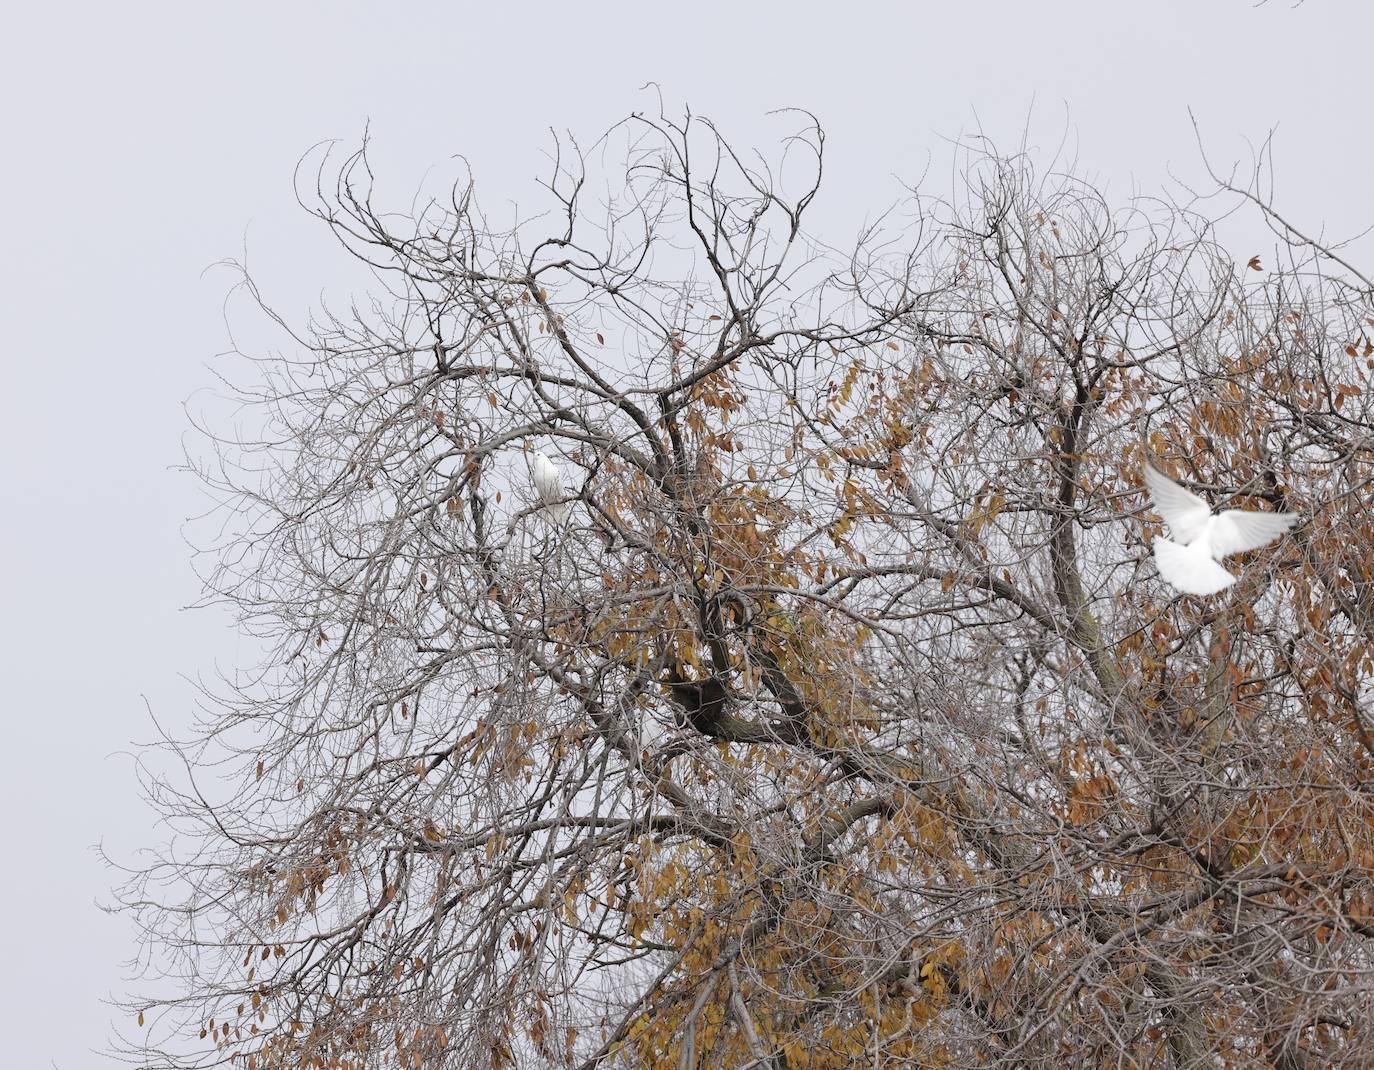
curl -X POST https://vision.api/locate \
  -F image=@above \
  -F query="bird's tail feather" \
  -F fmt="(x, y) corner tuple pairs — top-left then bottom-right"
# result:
(1153, 538), (1236, 596)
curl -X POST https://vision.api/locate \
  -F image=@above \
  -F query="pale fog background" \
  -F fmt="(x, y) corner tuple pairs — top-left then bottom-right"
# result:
(2, 2), (1371, 1064)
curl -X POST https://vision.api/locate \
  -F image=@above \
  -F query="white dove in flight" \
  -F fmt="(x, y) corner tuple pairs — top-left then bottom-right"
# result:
(531, 450), (571, 523)
(1143, 464), (1298, 595)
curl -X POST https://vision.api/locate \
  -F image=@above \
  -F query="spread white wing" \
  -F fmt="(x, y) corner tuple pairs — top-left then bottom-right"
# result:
(1209, 509), (1299, 560)
(1143, 465), (1212, 544)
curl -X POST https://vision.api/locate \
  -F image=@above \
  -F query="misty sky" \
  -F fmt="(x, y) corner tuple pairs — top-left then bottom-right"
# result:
(2, 2), (1371, 1065)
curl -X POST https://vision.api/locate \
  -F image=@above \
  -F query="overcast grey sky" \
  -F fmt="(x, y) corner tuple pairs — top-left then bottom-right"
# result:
(2, 2), (1371, 1065)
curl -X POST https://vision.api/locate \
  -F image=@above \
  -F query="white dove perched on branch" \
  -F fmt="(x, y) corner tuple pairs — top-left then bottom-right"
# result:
(531, 450), (572, 524)
(1143, 464), (1299, 595)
